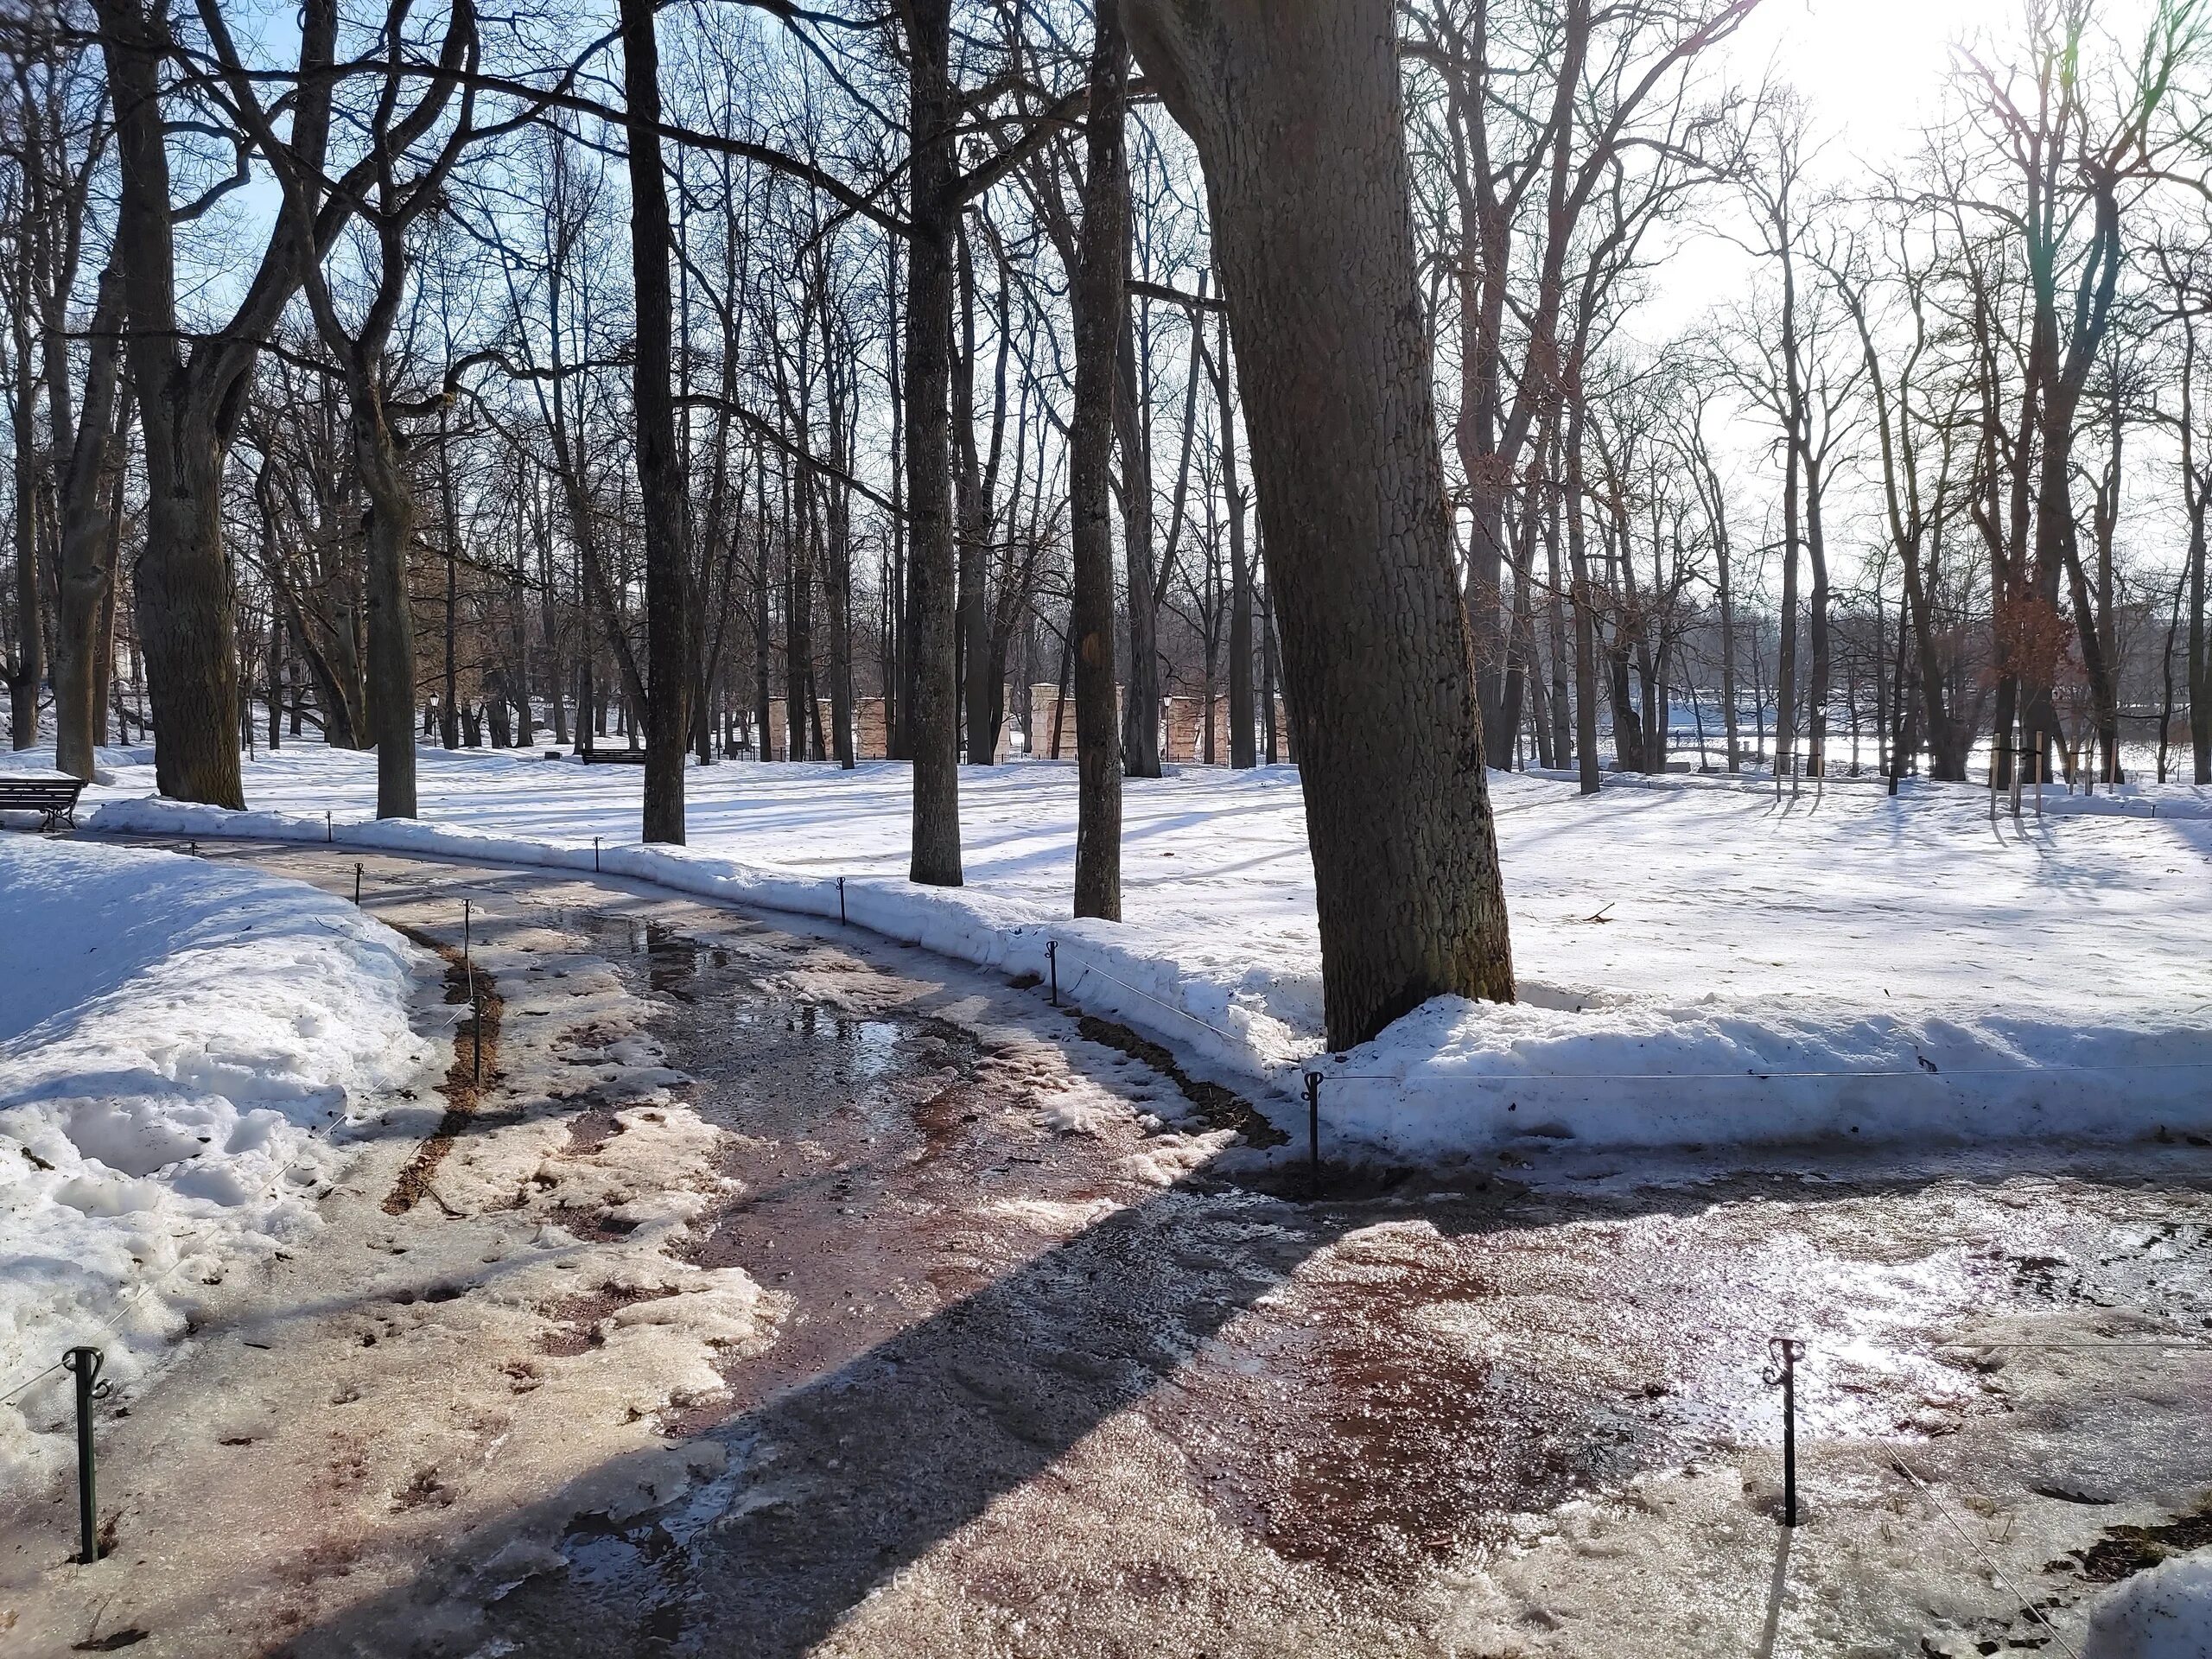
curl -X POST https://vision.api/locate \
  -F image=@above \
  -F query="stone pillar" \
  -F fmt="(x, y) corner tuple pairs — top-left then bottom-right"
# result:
(856, 696), (887, 759)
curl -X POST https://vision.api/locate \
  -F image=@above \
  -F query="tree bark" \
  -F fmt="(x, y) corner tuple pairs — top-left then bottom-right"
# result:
(2183, 331), (2209, 784)
(824, 369), (857, 769)
(1115, 311), (1161, 777)
(440, 407), (461, 753)
(1218, 305), (1255, 769)
(1128, 0), (1515, 1046)
(96, 0), (312, 808)
(6, 311), (44, 750)
(357, 418), (420, 817)
(621, 0), (695, 841)
(50, 270), (130, 779)
(904, 0), (963, 882)
(1069, 0), (1128, 919)
(1804, 452), (1831, 777)
(1565, 396), (1600, 795)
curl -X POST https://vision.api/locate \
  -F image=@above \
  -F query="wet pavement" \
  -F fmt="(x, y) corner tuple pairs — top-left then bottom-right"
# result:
(56, 839), (2212, 1657)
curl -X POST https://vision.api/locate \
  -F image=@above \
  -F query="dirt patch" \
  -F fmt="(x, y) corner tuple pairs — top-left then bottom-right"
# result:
(546, 1202), (641, 1243)
(2063, 1498), (2212, 1582)
(562, 1104), (630, 1154)
(537, 1284), (681, 1357)
(1074, 1013), (1285, 1147)
(382, 923), (505, 1216)
(1149, 1223), (1628, 1587)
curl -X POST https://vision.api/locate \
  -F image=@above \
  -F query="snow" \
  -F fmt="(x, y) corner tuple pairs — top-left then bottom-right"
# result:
(22, 740), (2212, 1162)
(0, 835), (430, 1474)
(2086, 1555), (2212, 1659)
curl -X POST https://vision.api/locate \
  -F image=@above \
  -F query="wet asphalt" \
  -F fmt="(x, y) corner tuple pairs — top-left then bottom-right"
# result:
(93, 837), (2212, 1658)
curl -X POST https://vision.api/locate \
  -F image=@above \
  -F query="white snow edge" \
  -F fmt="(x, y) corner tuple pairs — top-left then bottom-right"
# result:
(1, 836), (433, 1477)
(84, 796), (2212, 1163)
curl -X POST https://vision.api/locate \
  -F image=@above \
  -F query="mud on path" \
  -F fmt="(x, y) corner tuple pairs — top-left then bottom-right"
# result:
(4, 839), (2211, 1658)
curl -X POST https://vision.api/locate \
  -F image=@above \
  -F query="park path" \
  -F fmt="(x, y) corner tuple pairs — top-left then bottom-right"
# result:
(5, 837), (2209, 1658)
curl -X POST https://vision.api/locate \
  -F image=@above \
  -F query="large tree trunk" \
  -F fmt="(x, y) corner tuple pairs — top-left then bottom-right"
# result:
(357, 418), (419, 818)
(137, 427), (246, 804)
(904, 0), (963, 882)
(1068, 0), (1128, 919)
(1127, 0), (1514, 1046)
(98, 0), (245, 807)
(51, 271), (129, 781)
(621, 0), (695, 841)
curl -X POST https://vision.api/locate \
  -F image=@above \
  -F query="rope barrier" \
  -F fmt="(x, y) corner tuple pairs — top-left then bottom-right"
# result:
(0, 1274), (162, 1414)
(1050, 944), (1243, 1047)
(0, 1131), (326, 1417)
(1890, 1452), (2084, 1659)
(0, 1359), (66, 1408)
(1936, 1339), (2212, 1351)
(1307, 1059), (2212, 1084)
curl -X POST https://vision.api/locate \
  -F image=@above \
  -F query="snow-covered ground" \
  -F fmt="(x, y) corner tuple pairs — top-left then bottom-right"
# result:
(2088, 1557), (2212, 1658)
(18, 740), (2212, 1161)
(0, 836), (430, 1476)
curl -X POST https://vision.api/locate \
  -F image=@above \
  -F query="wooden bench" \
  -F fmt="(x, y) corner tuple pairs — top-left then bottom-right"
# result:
(0, 773), (87, 831)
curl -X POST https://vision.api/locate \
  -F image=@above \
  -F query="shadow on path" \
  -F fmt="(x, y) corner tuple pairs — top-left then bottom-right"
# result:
(288, 1179), (1374, 1656)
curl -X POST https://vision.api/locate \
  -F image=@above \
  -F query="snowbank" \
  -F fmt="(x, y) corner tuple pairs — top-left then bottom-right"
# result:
(2085, 1555), (2212, 1659)
(51, 741), (2212, 1165)
(0, 836), (430, 1472)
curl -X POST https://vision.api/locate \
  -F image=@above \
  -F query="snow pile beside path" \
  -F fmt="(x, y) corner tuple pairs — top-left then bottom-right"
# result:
(0, 837), (429, 1470)
(1307, 988), (2212, 1162)
(2084, 1555), (2212, 1658)
(71, 743), (2212, 1165)
(85, 791), (1320, 1079)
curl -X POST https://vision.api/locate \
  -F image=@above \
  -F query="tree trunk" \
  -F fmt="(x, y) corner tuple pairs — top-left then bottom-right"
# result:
(1804, 458), (1831, 777)
(8, 320), (43, 750)
(954, 231), (1005, 766)
(786, 464), (817, 760)
(1564, 398), (1599, 795)
(1220, 306), (1255, 769)
(534, 472), (568, 745)
(1115, 311), (1162, 777)
(1544, 427), (1572, 771)
(52, 274), (129, 780)
(904, 0), (963, 882)
(439, 407), (461, 752)
(357, 415), (419, 818)
(621, 0), (695, 842)
(97, 0), (245, 806)
(2186, 409), (2209, 785)
(1128, 0), (1515, 1046)
(1710, 479), (1741, 772)
(825, 444), (857, 770)
(96, 454), (124, 748)
(1069, 0), (1128, 919)
(1261, 578), (1280, 763)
